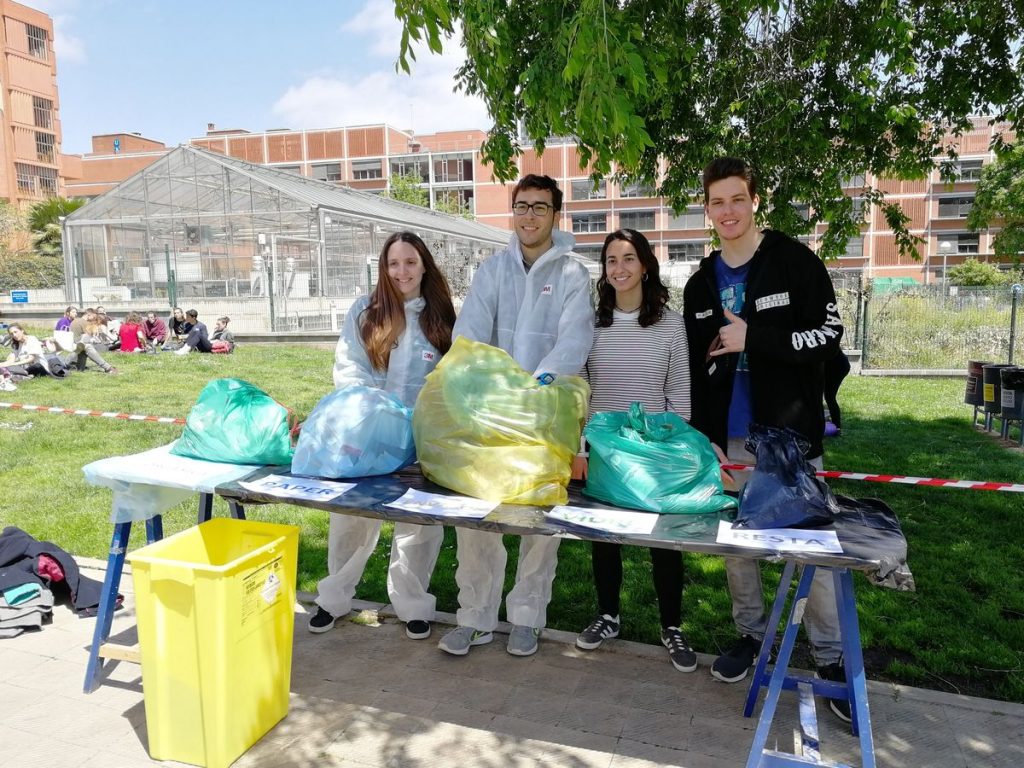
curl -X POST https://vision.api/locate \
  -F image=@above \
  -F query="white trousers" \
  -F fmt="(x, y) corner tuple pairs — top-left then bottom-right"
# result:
(454, 528), (561, 632)
(315, 514), (443, 623)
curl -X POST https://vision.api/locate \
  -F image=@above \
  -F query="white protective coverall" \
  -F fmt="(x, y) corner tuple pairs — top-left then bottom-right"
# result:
(317, 294), (444, 622)
(450, 229), (595, 630)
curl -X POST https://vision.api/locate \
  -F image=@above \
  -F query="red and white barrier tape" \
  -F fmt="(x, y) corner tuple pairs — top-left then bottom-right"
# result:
(0, 401), (185, 425)
(721, 464), (1024, 494)
(2, 400), (1020, 493)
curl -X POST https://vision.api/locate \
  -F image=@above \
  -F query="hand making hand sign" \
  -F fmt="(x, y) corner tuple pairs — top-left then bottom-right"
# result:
(710, 308), (747, 355)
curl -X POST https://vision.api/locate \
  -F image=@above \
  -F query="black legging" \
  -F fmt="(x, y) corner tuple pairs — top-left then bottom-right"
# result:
(591, 541), (683, 628)
(824, 352), (851, 429)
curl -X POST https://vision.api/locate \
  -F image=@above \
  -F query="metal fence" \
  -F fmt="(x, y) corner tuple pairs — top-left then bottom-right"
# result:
(861, 283), (1022, 370)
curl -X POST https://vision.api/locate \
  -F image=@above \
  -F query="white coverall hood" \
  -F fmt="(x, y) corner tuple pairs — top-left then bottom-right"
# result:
(332, 294), (440, 407)
(452, 229), (594, 376)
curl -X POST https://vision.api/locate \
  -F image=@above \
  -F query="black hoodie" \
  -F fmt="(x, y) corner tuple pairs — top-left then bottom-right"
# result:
(682, 230), (843, 460)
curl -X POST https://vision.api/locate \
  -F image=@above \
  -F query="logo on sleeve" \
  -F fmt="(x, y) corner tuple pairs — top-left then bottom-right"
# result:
(421, 350), (435, 362)
(755, 292), (790, 311)
(541, 284), (553, 295)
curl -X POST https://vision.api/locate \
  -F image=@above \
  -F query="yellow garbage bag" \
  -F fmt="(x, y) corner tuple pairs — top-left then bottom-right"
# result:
(413, 337), (589, 505)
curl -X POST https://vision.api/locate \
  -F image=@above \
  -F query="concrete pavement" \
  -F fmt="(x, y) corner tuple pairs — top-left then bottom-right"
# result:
(0, 559), (1021, 768)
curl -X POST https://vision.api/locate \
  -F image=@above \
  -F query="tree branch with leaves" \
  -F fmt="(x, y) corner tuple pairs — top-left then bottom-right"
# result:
(393, 0), (1024, 259)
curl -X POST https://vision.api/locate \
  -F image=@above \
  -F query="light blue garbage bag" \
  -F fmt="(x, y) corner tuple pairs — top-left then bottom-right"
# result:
(291, 386), (415, 479)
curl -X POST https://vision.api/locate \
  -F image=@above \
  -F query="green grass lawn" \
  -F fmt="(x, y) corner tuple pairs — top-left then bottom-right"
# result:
(1, 337), (1021, 703)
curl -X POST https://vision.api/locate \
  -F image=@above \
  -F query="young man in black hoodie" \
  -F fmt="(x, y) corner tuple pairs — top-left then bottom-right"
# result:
(683, 157), (850, 721)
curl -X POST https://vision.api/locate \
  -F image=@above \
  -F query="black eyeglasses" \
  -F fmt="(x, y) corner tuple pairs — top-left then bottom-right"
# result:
(512, 201), (553, 216)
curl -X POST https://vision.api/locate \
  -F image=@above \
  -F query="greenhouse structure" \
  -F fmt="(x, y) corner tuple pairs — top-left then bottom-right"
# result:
(61, 145), (513, 332)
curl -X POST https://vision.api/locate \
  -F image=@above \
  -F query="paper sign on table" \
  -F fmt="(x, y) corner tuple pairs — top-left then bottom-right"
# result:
(547, 505), (658, 536)
(385, 488), (496, 519)
(715, 520), (843, 554)
(238, 474), (355, 502)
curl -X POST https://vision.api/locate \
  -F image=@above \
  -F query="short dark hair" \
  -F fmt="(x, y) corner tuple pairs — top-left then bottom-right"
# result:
(186, 309), (198, 320)
(512, 174), (563, 212)
(702, 157), (757, 200)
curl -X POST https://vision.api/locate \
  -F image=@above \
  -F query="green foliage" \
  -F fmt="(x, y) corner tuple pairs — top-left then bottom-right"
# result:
(948, 258), (1010, 287)
(395, 1), (1024, 259)
(385, 171), (429, 207)
(968, 140), (1024, 259)
(1, 359), (1021, 700)
(0, 249), (64, 291)
(27, 196), (86, 260)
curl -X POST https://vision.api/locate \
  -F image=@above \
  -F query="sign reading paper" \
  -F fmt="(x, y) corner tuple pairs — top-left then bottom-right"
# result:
(547, 505), (658, 536)
(238, 473), (355, 502)
(385, 488), (496, 519)
(716, 520), (843, 554)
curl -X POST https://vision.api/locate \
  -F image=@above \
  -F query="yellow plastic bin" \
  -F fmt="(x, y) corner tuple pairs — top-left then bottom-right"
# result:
(127, 518), (299, 768)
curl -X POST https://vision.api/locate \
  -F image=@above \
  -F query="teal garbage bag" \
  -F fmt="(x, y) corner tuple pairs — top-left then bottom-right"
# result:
(583, 402), (736, 514)
(171, 378), (297, 465)
(291, 386), (414, 478)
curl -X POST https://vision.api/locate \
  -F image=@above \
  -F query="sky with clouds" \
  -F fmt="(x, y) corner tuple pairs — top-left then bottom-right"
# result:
(30, 0), (490, 154)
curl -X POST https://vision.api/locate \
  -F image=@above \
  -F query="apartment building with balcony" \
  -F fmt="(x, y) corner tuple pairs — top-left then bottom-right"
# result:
(0, 1), (64, 206)
(69, 117), (1009, 283)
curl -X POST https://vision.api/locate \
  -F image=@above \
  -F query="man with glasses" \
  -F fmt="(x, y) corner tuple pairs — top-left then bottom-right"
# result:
(439, 174), (594, 658)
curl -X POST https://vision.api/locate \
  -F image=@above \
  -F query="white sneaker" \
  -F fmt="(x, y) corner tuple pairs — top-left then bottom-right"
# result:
(175, 345), (192, 356)
(0, 378), (16, 392)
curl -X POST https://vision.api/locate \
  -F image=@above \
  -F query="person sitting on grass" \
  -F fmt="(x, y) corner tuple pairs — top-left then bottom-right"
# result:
(210, 316), (236, 353)
(142, 311), (167, 351)
(118, 312), (146, 353)
(1, 324), (46, 378)
(67, 309), (117, 375)
(163, 307), (191, 350)
(175, 309), (212, 354)
(55, 306), (77, 332)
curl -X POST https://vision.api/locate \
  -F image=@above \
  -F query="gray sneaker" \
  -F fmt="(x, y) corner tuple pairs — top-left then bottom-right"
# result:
(507, 624), (541, 656)
(438, 625), (493, 656)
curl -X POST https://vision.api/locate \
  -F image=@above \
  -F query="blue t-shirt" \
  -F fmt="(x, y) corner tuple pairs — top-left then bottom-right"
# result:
(714, 255), (753, 438)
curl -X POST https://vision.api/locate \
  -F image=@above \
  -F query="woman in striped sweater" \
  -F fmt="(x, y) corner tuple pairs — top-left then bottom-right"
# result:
(574, 228), (697, 673)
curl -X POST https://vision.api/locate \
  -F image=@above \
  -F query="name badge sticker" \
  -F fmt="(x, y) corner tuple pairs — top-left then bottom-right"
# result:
(755, 292), (790, 312)
(696, 309), (713, 319)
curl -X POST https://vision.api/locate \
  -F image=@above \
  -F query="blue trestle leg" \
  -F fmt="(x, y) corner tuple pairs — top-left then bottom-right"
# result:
(82, 521), (132, 693)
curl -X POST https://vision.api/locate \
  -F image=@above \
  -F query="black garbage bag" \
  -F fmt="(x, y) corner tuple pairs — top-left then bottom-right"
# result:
(733, 425), (840, 529)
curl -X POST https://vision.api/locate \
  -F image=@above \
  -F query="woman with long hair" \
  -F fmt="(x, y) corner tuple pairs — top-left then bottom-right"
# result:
(574, 229), (697, 673)
(118, 312), (146, 353)
(310, 231), (456, 640)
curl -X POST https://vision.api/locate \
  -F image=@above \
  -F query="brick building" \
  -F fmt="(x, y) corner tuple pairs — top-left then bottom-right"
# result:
(67, 118), (1011, 283)
(0, 0), (65, 206)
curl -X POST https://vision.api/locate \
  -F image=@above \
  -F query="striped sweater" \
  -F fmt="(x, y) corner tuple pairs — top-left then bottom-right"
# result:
(583, 308), (691, 421)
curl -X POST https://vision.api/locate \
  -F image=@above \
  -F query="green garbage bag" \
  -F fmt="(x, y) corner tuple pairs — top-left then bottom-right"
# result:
(583, 402), (735, 514)
(171, 378), (297, 465)
(413, 337), (589, 505)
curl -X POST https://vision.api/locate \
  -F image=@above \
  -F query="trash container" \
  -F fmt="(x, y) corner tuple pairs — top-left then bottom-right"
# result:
(1001, 367), (1024, 420)
(128, 518), (299, 768)
(964, 360), (991, 406)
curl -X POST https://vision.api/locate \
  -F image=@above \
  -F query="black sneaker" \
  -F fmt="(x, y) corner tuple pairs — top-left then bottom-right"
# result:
(711, 634), (763, 683)
(817, 662), (853, 723)
(308, 606), (338, 634)
(576, 614), (620, 650)
(661, 626), (697, 672)
(405, 620), (431, 640)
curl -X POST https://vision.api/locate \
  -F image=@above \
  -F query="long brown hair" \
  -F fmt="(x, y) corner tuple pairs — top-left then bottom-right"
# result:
(360, 231), (456, 371)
